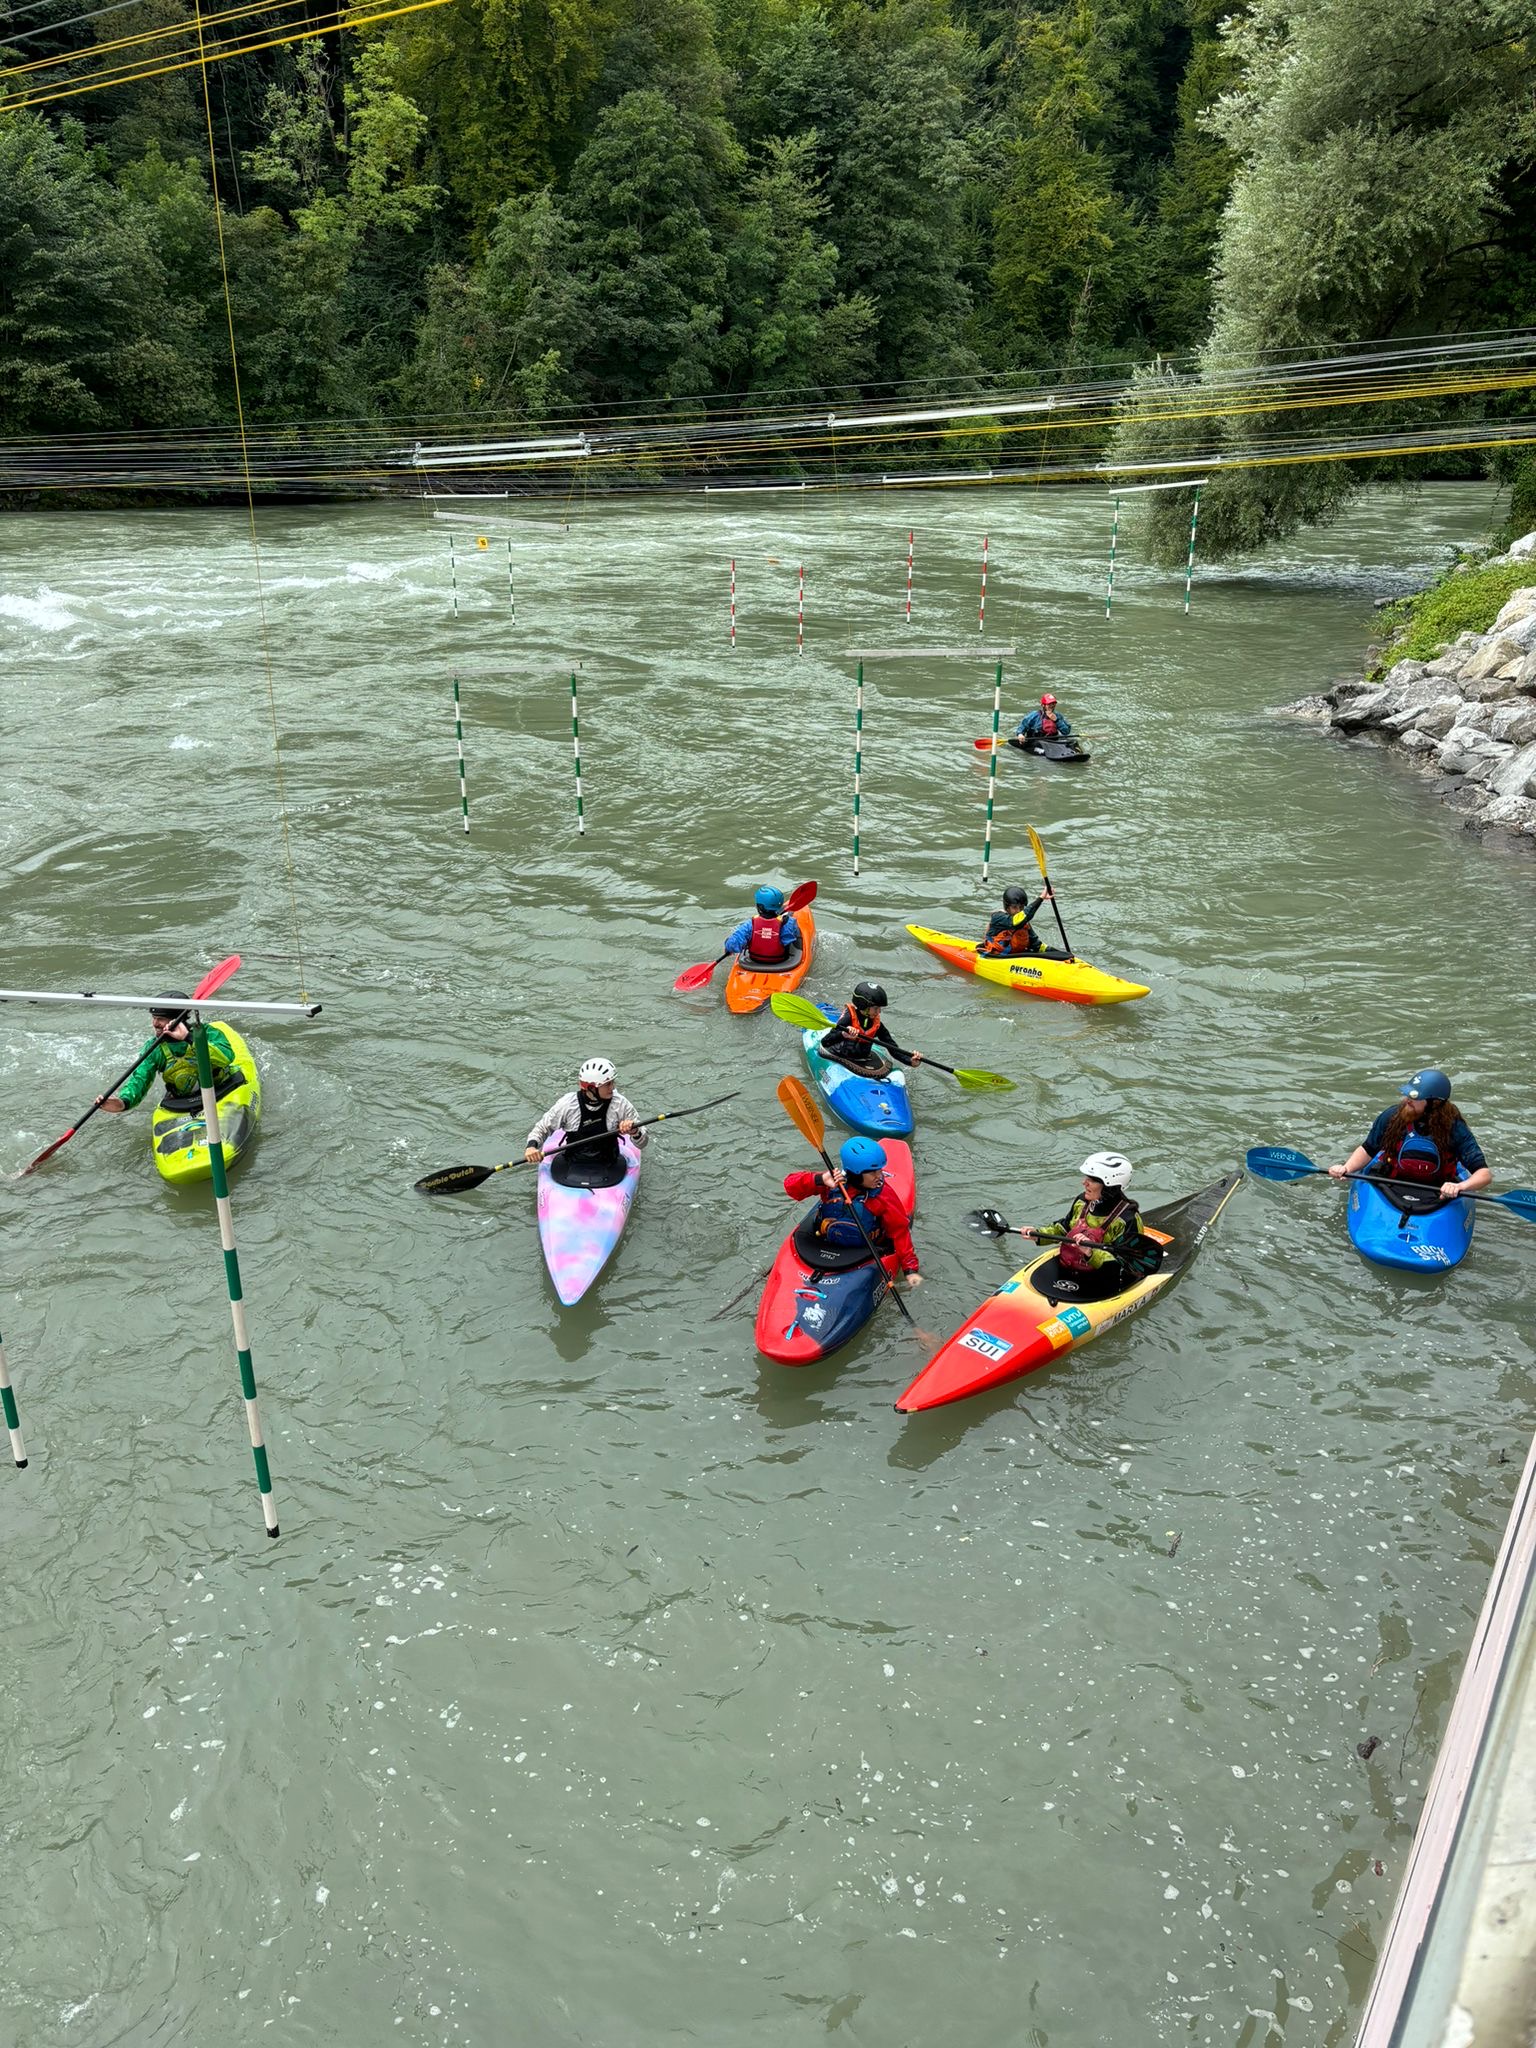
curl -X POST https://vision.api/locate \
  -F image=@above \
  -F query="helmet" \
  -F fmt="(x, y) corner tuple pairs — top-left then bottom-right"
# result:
(578, 1057), (616, 1086)
(852, 980), (888, 1009)
(1002, 884), (1030, 910)
(1041, 693), (1057, 706)
(150, 991), (191, 1016)
(1401, 1068), (1451, 1103)
(754, 885), (785, 916)
(840, 1137), (887, 1175)
(1080, 1151), (1132, 1188)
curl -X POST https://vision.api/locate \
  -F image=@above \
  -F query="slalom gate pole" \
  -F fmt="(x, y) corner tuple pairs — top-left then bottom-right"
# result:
(195, 1020), (277, 1537)
(978, 534), (988, 634)
(1105, 498), (1120, 618)
(730, 558), (736, 649)
(0, 1322), (26, 1470)
(853, 661), (864, 878)
(982, 658), (1002, 881)
(905, 530), (913, 625)
(570, 671), (586, 835)
(506, 536), (516, 626)
(448, 533), (468, 831)
(797, 563), (804, 656)
(1183, 486), (1201, 616)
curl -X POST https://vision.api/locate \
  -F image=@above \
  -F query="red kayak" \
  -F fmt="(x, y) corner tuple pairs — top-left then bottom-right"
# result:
(755, 1143), (917, 1364)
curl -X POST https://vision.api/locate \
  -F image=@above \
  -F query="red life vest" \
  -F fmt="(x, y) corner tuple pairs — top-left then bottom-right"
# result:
(748, 914), (788, 964)
(1059, 1198), (1134, 1271)
(1383, 1130), (1449, 1186)
(1039, 713), (1058, 737)
(979, 918), (1035, 958)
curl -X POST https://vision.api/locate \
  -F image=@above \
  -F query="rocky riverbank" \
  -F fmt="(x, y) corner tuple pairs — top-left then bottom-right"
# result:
(1284, 534), (1536, 839)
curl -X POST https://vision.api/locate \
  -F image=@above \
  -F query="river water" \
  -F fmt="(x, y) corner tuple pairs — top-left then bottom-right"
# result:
(2, 483), (1532, 2048)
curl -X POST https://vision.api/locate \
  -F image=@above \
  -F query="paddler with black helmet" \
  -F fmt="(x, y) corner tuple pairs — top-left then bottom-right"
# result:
(1007, 1151), (1163, 1300)
(977, 881), (1053, 957)
(817, 982), (924, 1079)
(782, 1135), (922, 1288)
(1328, 1069), (1490, 1203)
(94, 996), (235, 1113)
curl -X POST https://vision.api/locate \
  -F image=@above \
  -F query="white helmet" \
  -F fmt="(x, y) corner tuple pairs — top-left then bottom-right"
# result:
(578, 1057), (616, 1085)
(1080, 1151), (1132, 1188)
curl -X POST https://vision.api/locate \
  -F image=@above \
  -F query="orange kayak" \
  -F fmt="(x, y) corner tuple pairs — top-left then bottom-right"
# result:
(724, 910), (817, 1014)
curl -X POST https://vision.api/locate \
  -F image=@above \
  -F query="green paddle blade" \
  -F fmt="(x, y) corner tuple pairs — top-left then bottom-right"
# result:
(947, 1068), (1015, 1092)
(769, 990), (832, 1031)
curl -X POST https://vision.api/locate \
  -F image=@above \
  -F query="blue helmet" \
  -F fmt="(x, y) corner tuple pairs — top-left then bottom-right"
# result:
(840, 1137), (887, 1175)
(754, 885), (785, 916)
(1401, 1068), (1452, 1103)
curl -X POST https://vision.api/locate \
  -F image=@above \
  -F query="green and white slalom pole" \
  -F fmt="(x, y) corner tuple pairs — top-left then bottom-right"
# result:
(506, 536), (517, 626)
(1105, 496), (1120, 618)
(1183, 485), (1201, 616)
(195, 1019), (278, 1538)
(0, 1322), (26, 1469)
(448, 533), (469, 832)
(570, 671), (586, 836)
(852, 661), (864, 878)
(981, 658), (1002, 882)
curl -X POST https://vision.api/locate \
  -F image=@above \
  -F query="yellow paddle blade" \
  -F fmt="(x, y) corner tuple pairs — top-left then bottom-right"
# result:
(1026, 824), (1049, 879)
(776, 1074), (826, 1157)
(769, 990), (831, 1031)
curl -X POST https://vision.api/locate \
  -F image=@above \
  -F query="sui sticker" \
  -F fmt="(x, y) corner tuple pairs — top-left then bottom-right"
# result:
(958, 1326), (1012, 1362)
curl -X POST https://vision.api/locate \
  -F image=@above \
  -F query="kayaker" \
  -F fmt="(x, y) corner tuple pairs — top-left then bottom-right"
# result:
(783, 1136), (922, 1288)
(978, 882), (1052, 957)
(95, 997), (235, 1112)
(1015, 693), (1073, 741)
(818, 982), (924, 1079)
(524, 1057), (646, 1178)
(1328, 1069), (1491, 1202)
(1011, 1152), (1162, 1299)
(722, 886), (803, 966)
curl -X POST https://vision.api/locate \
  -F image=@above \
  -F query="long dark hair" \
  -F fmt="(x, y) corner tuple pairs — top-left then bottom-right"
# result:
(1380, 1098), (1460, 1154)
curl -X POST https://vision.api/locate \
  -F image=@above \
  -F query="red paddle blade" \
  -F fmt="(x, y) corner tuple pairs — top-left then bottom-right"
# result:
(194, 953), (241, 1000)
(673, 959), (718, 992)
(972, 735), (1002, 750)
(784, 878), (818, 912)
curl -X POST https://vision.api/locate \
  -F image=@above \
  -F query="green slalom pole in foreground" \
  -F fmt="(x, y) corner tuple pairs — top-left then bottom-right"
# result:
(981, 658), (1002, 881)
(0, 1322), (26, 1469)
(195, 1019), (278, 1537)
(1183, 485), (1202, 616)
(852, 661), (864, 877)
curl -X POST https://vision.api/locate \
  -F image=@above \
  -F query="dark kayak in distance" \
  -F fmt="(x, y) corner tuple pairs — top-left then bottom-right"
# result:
(1009, 733), (1091, 764)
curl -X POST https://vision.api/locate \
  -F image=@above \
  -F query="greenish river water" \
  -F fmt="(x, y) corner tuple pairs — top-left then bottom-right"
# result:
(2, 484), (1532, 2048)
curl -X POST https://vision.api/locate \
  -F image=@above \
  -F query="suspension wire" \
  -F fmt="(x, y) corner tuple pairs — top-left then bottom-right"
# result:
(194, 0), (308, 999)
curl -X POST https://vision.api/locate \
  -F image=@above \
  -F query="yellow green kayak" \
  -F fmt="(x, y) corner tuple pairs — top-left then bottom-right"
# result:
(905, 925), (1149, 1005)
(150, 1023), (262, 1185)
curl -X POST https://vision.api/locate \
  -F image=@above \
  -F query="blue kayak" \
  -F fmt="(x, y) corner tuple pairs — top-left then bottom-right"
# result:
(800, 1005), (915, 1138)
(1347, 1167), (1475, 1272)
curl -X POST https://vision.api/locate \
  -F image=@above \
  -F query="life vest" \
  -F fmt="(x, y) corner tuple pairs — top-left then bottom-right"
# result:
(1382, 1129), (1449, 1186)
(979, 916), (1036, 958)
(836, 1004), (882, 1044)
(748, 914), (788, 964)
(817, 1181), (886, 1250)
(162, 1043), (230, 1095)
(1039, 713), (1059, 737)
(1059, 1196), (1136, 1272)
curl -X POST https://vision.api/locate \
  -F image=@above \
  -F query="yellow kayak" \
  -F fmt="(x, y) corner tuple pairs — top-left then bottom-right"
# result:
(150, 1023), (262, 1185)
(905, 925), (1149, 1005)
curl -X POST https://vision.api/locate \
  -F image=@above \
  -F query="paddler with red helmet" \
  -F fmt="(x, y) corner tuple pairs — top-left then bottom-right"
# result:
(1015, 692), (1073, 742)
(782, 1136), (922, 1288)
(817, 981), (924, 1079)
(1328, 1069), (1490, 1203)
(1007, 1152), (1162, 1300)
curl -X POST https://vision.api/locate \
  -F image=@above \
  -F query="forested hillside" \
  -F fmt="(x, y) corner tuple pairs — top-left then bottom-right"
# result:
(2, 0), (1533, 551)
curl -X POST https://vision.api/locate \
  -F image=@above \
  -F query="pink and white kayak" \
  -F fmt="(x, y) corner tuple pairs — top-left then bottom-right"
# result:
(537, 1131), (642, 1304)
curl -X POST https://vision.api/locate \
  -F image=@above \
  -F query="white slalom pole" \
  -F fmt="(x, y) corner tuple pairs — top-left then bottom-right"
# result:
(0, 1323), (27, 1469)
(978, 534), (988, 634)
(797, 563), (804, 656)
(730, 558), (736, 649)
(852, 661), (864, 878)
(1105, 498), (1120, 618)
(981, 659), (1002, 882)
(1183, 486), (1202, 616)
(905, 530), (913, 625)
(570, 671), (586, 835)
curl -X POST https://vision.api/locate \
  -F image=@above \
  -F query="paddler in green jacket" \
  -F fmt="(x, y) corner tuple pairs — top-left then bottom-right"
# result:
(1010, 1152), (1162, 1300)
(95, 997), (235, 1113)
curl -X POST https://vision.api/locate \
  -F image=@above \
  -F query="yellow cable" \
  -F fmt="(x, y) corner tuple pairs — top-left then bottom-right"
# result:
(1, 0), (306, 81)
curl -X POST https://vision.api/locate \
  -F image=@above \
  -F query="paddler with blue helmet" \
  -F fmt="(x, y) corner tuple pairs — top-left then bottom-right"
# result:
(782, 1136), (922, 1287)
(722, 885), (803, 967)
(1329, 1069), (1490, 1202)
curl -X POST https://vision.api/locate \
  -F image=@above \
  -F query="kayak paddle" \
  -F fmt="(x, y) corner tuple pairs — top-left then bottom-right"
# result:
(1026, 825), (1074, 959)
(20, 953), (242, 1175)
(1245, 1145), (1536, 1221)
(767, 988), (1013, 1093)
(776, 1075), (920, 1327)
(673, 880), (818, 992)
(414, 1091), (741, 1195)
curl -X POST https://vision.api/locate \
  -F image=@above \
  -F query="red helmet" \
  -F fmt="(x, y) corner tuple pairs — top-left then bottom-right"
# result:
(1040, 693), (1057, 706)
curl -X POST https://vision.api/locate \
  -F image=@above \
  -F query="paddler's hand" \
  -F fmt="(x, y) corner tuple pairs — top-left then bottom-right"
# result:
(1326, 1163), (1349, 1180)
(524, 1144), (541, 1163)
(618, 1117), (635, 1134)
(95, 1095), (126, 1113)
(903, 1272), (923, 1290)
(1439, 1181), (1464, 1200)
(1015, 1225), (1038, 1239)
(908, 1051), (923, 1065)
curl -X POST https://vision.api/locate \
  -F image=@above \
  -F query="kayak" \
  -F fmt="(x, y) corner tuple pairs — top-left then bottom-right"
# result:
(1009, 734), (1090, 764)
(755, 1141), (917, 1364)
(1347, 1166), (1474, 1272)
(537, 1129), (642, 1304)
(725, 910), (818, 1015)
(905, 925), (1149, 1005)
(151, 1023), (262, 1186)
(895, 1171), (1242, 1412)
(800, 1004), (914, 1138)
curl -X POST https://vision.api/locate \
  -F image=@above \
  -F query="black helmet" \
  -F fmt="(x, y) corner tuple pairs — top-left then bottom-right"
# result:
(853, 980), (888, 1008)
(1002, 885), (1030, 910)
(150, 991), (191, 1016)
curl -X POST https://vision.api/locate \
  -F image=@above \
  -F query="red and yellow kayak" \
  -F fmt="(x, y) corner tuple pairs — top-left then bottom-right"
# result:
(895, 1172), (1241, 1411)
(905, 924), (1148, 1005)
(725, 910), (817, 1015)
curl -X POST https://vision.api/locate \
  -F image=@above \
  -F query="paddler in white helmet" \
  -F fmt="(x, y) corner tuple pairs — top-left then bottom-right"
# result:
(524, 1058), (646, 1184)
(1007, 1152), (1162, 1300)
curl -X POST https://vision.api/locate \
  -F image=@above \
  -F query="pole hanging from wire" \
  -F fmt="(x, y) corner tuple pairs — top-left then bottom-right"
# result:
(852, 662), (864, 878)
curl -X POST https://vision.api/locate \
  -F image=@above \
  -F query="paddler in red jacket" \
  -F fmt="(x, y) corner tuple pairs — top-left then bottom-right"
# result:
(784, 1136), (922, 1286)
(818, 982), (924, 1078)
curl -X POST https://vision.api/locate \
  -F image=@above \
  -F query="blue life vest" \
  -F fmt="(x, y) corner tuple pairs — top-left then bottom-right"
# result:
(818, 1183), (883, 1249)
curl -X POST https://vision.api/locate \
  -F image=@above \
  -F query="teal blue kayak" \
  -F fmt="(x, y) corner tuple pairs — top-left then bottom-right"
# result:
(800, 1005), (915, 1139)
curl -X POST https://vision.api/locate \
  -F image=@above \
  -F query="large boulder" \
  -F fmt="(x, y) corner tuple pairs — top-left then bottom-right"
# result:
(1437, 728), (1511, 781)
(1407, 698), (1463, 738)
(1489, 739), (1536, 801)
(1501, 534), (1535, 562)
(1426, 631), (1484, 675)
(1492, 587), (1536, 631)
(1463, 667), (1529, 704)
(1479, 792), (1536, 833)
(1458, 633), (1524, 684)
(1490, 702), (1536, 747)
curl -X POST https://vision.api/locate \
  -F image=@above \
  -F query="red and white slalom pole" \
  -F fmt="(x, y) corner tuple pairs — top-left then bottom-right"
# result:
(730, 558), (736, 649)
(797, 563), (804, 656)
(905, 530), (913, 625)
(978, 534), (989, 634)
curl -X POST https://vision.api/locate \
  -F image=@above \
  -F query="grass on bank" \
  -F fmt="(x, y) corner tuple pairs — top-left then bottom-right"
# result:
(1372, 557), (1536, 676)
